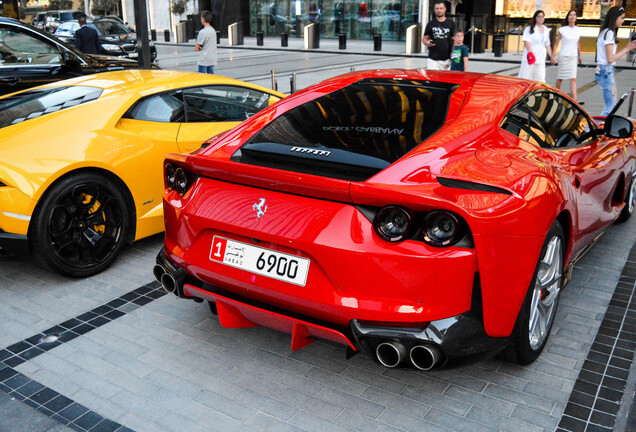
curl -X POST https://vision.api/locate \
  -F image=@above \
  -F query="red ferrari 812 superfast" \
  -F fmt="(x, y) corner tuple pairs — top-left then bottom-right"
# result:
(155, 70), (636, 370)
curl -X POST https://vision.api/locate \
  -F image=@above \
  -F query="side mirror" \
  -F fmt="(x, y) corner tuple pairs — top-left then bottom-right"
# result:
(604, 115), (634, 139)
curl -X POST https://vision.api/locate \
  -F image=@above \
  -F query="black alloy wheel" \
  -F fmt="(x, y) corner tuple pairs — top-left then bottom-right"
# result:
(30, 173), (130, 277)
(502, 220), (564, 365)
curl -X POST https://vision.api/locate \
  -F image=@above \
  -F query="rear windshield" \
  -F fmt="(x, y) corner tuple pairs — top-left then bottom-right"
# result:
(233, 78), (457, 181)
(0, 86), (102, 128)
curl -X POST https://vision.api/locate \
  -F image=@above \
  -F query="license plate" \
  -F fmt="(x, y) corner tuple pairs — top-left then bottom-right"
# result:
(128, 52), (138, 58)
(209, 236), (310, 286)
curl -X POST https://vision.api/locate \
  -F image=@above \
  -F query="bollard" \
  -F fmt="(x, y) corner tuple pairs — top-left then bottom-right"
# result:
(164, 29), (170, 42)
(339, 33), (346, 50)
(304, 23), (317, 49)
(493, 32), (504, 57)
(228, 22), (244, 46)
(290, 72), (296, 93)
(271, 70), (277, 91)
(216, 30), (221, 44)
(373, 34), (382, 51)
(405, 24), (421, 54)
(257, 31), (264, 46)
(151, 29), (157, 41)
(281, 32), (289, 47)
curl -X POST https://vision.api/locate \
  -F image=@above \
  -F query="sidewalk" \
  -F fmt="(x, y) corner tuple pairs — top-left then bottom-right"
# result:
(155, 34), (636, 68)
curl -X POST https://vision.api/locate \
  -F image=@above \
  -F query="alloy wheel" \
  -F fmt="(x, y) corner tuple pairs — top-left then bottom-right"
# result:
(528, 236), (563, 350)
(46, 182), (124, 271)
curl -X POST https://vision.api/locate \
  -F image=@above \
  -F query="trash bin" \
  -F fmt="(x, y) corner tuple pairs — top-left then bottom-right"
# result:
(281, 32), (288, 47)
(151, 29), (157, 41)
(164, 29), (170, 42)
(373, 34), (382, 51)
(257, 31), (264, 46)
(216, 30), (221, 44)
(175, 22), (187, 43)
(493, 33), (504, 57)
(339, 33), (346, 50)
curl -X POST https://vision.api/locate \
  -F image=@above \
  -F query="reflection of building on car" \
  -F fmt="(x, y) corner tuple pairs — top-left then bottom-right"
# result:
(156, 69), (636, 371)
(0, 70), (285, 276)
(54, 18), (157, 62)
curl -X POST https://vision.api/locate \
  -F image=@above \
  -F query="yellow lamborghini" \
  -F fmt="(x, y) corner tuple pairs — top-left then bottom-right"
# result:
(0, 70), (285, 276)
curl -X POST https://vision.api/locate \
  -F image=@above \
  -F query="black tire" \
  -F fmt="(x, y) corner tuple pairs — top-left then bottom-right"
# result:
(617, 170), (635, 223)
(30, 172), (131, 277)
(502, 220), (564, 365)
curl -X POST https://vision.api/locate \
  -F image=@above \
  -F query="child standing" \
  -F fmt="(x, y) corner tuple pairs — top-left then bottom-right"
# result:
(450, 31), (469, 71)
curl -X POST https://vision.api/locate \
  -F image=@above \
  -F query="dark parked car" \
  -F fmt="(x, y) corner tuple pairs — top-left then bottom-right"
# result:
(54, 18), (157, 62)
(0, 17), (154, 96)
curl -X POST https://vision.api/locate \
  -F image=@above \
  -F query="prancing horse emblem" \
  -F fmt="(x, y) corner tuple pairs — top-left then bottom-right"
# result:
(253, 198), (267, 220)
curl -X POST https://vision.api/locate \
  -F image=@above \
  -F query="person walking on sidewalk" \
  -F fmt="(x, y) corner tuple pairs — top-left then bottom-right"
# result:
(195, 10), (217, 74)
(74, 13), (101, 55)
(595, 6), (636, 116)
(422, 1), (456, 70)
(554, 10), (583, 103)
(450, 31), (469, 71)
(518, 10), (555, 83)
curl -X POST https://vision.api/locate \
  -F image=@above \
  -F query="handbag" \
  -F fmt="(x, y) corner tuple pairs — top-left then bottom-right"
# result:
(527, 52), (536, 65)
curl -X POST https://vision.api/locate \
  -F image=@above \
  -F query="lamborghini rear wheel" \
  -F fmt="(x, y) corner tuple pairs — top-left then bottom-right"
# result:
(30, 173), (131, 277)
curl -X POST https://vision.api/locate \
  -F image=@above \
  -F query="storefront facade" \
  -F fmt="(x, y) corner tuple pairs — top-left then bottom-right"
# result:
(248, 0), (420, 40)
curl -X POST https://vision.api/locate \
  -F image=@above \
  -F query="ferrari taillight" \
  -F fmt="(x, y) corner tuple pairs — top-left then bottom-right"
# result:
(372, 206), (468, 247)
(420, 211), (466, 247)
(373, 206), (413, 242)
(165, 163), (176, 189)
(164, 162), (197, 197)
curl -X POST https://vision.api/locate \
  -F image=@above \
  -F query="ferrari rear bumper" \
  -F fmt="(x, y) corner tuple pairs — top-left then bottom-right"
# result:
(156, 248), (508, 369)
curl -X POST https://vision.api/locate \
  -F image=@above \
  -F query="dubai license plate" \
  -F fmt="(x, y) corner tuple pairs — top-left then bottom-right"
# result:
(209, 236), (310, 286)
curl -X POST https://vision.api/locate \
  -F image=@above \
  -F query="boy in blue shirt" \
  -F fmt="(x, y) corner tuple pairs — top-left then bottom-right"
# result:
(450, 31), (469, 71)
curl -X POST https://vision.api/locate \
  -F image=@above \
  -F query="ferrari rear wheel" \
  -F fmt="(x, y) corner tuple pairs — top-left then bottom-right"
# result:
(503, 221), (564, 365)
(30, 173), (131, 277)
(617, 170), (635, 222)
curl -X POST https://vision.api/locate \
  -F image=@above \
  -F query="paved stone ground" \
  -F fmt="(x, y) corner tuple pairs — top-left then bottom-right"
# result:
(1, 39), (636, 432)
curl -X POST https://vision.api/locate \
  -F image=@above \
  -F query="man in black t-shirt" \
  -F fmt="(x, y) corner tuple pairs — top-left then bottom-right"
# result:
(422, 1), (456, 70)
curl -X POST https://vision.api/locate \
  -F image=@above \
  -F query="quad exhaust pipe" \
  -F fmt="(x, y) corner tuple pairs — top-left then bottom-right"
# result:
(375, 341), (443, 370)
(375, 342), (407, 368)
(153, 264), (185, 295)
(409, 345), (442, 370)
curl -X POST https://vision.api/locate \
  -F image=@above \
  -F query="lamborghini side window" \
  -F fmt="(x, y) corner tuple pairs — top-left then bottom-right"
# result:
(500, 102), (549, 148)
(123, 91), (185, 122)
(182, 86), (274, 122)
(525, 91), (595, 148)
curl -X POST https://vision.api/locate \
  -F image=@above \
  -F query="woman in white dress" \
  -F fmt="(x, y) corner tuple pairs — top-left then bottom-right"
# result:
(518, 10), (555, 83)
(554, 10), (583, 103)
